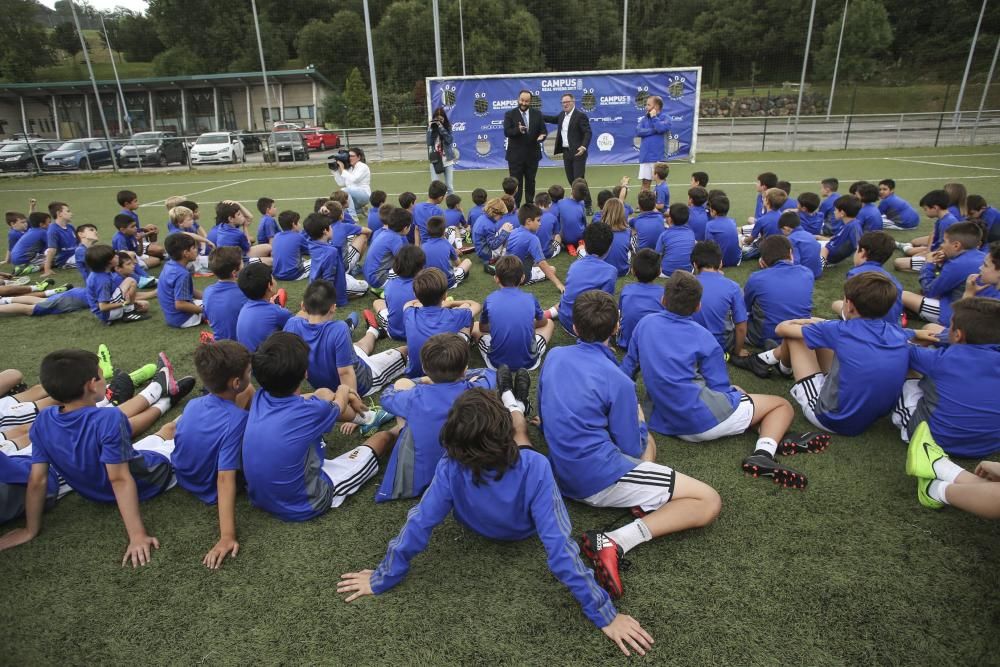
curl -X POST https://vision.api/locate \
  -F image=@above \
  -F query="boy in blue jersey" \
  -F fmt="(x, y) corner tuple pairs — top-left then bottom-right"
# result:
(338, 388), (655, 657)
(214, 200), (273, 266)
(235, 263), (292, 353)
(4, 211), (27, 265)
(0, 449), (71, 526)
(767, 272), (910, 436)
(796, 191), (824, 235)
(540, 289), (721, 599)
(747, 172), (778, 227)
(367, 245), (425, 341)
(467, 187), (488, 229)
(411, 181), (447, 245)
(503, 204), (565, 288)
(364, 207), (411, 289)
(855, 183), (883, 233)
(832, 231), (904, 325)
(820, 195), (863, 267)
(443, 193), (469, 243)
(818, 178), (840, 235)
(402, 268), (479, 378)
(741, 188), (786, 259)
(895, 190), (957, 272)
(85, 245), (150, 324)
(557, 180), (588, 255)
(157, 233), (204, 328)
(631, 189), (666, 251)
(73, 223), (99, 281)
(548, 222), (618, 336)
(166, 206), (213, 266)
(473, 256), (555, 371)
(304, 213), (367, 303)
(616, 249), (664, 351)
(691, 171), (709, 188)
(374, 334), (495, 502)
(241, 332), (392, 522)
(690, 241), (748, 358)
(653, 162), (670, 212)
(779, 211), (822, 279)
(687, 186), (710, 240)
(533, 191), (562, 259)
(593, 199), (633, 277)
(10, 211), (50, 276)
(902, 222), (989, 329)
(0, 349), (192, 564)
(117, 189), (159, 243)
(270, 210), (311, 281)
(622, 272), (819, 486)
(366, 190), (387, 234)
(202, 247), (248, 341)
(112, 214), (163, 285)
(172, 340), (253, 569)
(776, 180), (797, 211)
(705, 193), (742, 267)
(655, 203), (695, 277)
(472, 198), (513, 268)
(742, 235), (814, 359)
(877, 179), (920, 230)
(256, 197), (278, 244)
(968, 194), (1000, 244)
(422, 215), (472, 288)
(40, 201), (78, 277)
(283, 280), (404, 409)
(327, 201), (372, 276)
(894, 297), (1000, 465)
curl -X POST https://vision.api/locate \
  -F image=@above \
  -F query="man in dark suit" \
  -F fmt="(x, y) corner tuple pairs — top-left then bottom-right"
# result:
(503, 89), (547, 207)
(543, 93), (593, 211)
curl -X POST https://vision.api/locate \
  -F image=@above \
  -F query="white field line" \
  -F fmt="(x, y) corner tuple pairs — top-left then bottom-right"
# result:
(885, 157), (1000, 171)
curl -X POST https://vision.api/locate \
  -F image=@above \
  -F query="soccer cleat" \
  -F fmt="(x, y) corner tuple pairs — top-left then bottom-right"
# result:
(13, 264), (40, 276)
(3, 382), (28, 397)
(128, 363), (157, 386)
(272, 288), (288, 308)
(777, 432), (832, 456)
(5, 276), (31, 286)
(345, 311), (360, 332)
(119, 310), (150, 323)
(905, 421), (947, 480)
(496, 364), (513, 401)
(199, 330), (216, 344)
(97, 344), (114, 380)
(513, 368), (532, 416)
(169, 376), (197, 408)
(730, 353), (775, 379)
(916, 478), (945, 510)
(105, 371), (136, 406)
(369, 286), (385, 299)
(566, 244), (578, 257)
(50, 283), (73, 294)
(458, 245), (476, 255)
(360, 407), (395, 437)
(580, 531), (625, 599)
(137, 276), (157, 289)
(483, 262), (497, 275)
(156, 352), (179, 396)
(31, 278), (55, 292)
(741, 453), (807, 489)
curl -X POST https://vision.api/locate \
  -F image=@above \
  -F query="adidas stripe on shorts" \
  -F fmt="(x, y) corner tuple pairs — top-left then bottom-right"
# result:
(581, 461), (676, 513)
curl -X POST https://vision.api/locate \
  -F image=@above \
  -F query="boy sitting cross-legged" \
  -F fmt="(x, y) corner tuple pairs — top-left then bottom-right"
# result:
(305, 212), (368, 302)
(158, 233), (205, 328)
(630, 189), (666, 252)
(367, 245), (425, 341)
(363, 207), (411, 290)
(374, 333), (496, 502)
(402, 268), (480, 378)
(894, 189), (958, 272)
(472, 255), (556, 371)
(690, 241), (748, 360)
(270, 210), (311, 281)
(539, 289), (722, 599)
(779, 210), (823, 279)
(202, 246), (248, 342)
(616, 249), (664, 352)
(421, 215), (472, 288)
(213, 200), (272, 265)
(547, 222), (617, 336)
(85, 244), (150, 324)
(655, 203), (696, 277)
(339, 388), (655, 657)
(472, 198), (514, 271)
(241, 332), (394, 522)
(502, 203), (565, 289)
(326, 201), (372, 277)
(831, 231), (904, 324)
(235, 263), (292, 354)
(10, 211), (50, 276)
(705, 193), (741, 267)
(819, 195), (864, 268)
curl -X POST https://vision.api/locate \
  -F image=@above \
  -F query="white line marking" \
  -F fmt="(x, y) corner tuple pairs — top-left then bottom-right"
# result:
(142, 178), (253, 207)
(885, 157), (1000, 171)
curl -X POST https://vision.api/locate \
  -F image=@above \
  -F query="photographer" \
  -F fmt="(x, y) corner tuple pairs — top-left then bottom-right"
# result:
(427, 106), (456, 194)
(330, 146), (372, 216)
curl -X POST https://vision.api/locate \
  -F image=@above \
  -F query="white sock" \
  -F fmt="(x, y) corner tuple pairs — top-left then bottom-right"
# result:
(152, 396), (171, 415)
(546, 306), (558, 318)
(43, 288), (59, 297)
(501, 390), (524, 413)
(367, 326), (380, 338)
(0, 297), (10, 305)
(932, 456), (964, 483)
(606, 519), (652, 555)
(928, 480), (951, 504)
(139, 382), (162, 405)
(901, 242), (913, 253)
(755, 437), (778, 457)
(757, 349), (778, 365)
(778, 361), (792, 375)
(352, 410), (376, 425)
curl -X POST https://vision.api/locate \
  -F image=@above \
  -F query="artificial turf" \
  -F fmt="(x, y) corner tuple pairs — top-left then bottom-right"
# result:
(1, 146), (999, 664)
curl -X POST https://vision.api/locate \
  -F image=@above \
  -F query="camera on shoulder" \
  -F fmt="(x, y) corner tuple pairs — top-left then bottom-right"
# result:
(327, 149), (351, 170)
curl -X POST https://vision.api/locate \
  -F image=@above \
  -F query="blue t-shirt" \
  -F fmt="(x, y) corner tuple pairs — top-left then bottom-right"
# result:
(85, 271), (117, 322)
(384, 276), (415, 340)
(444, 208), (466, 229)
(214, 222), (250, 254)
(655, 225), (696, 276)
(705, 216), (742, 267)
(606, 229), (633, 277)
(537, 210), (559, 256)
(799, 210), (825, 235)
(818, 193), (839, 231)
(616, 281), (664, 350)
(403, 305), (473, 378)
(467, 205), (485, 229)
(539, 342), (645, 499)
(630, 210), (666, 250)
(654, 181), (670, 210)
(622, 310), (742, 436)
(271, 230), (311, 281)
(421, 237), (459, 286)
(331, 221), (364, 250)
(364, 230), (406, 287)
(242, 391), (341, 522)
(788, 227), (823, 278)
(556, 198), (586, 246)
(919, 249), (987, 327)
(112, 230), (139, 254)
(307, 239), (348, 307)
(801, 318), (910, 436)
(46, 223), (76, 266)
(744, 260), (815, 346)
(257, 214), (278, 244)
(411, 202), (444, 243)
(751, 210), (781, 239)
(845, 262), (904, 325)
(693, 271), (747, 351)
(283, 316), (373, 396)
(472, 214), (500, 261)
(74, 244), (89, 280)
(157, 259), (197, 328)
(172, 394), (247, 504)
(367, 207), (383, 234)
(236, 300), (292, 353)
(687, 205), (709, 240)
(931, 213), (959, 251)
(203, 280), (248, 341)
(557, 255), (618, 335)
(30, 406), (172, 503)
(10, 227), (47, 265)
(857, 203), (883, 233)
(504, 227), (545, 268)
(7, 227), (25, 254)
(480, 287), (545, 370)
(825, 218), (862, 260)
(879, 194), (920, 229)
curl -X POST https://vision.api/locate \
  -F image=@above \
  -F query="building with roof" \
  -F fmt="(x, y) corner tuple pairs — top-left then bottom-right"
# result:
(0, 67), (334, 139)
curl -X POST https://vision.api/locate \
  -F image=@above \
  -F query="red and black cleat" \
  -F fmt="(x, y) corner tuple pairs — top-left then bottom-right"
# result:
(777, 432), (831, 456)
(580, 531), (625, 599)
(741, 454), (808, 489)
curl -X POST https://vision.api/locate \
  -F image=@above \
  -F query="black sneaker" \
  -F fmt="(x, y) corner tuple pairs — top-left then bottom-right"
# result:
(730, 353), (775, 379)
(169, 376), (196, 408)
(119, 310), (150, 323)
(513, 368), (532, 416)
(483, 262), (497, 276)
(741, 453), (807, 489)
(777, 432), (832, 456)
(105, 371), (135, 406)
(3, 382), (28, 398)
(496, 365), (513, 401)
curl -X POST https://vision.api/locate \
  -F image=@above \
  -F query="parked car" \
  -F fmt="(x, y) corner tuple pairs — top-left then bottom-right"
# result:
(42, 138), (116, 171)
(268, 131), (309, 162)
(236, 130), (262, 153)
(190, 132), (246, 165)
(118, 131), (187, 167)
(301, 127), (340, 151)
(0, 140), (61, 172)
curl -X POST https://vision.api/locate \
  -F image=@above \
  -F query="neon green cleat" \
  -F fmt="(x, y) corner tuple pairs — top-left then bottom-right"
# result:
(13, 264), (40, 276)
(905, 421), (946, 480)
(97, 344), (114, 380)
(49, 284), (72, 294)
(31, 278), (54, 292)
(129, 363), (158, 387)
(917, 478), (945, 510)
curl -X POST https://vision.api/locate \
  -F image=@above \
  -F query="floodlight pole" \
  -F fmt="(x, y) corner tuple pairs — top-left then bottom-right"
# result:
(70, 0), (118, 172)
(432, 0), (443, 77)
(972, 35), (1000, 145)
(791, 0), (817, 151)
(100, 13), (133, 139)
(826, 0), (848, 120)
(954, 0), (988, 125)
(458, 0), (466, 76)
(621, 0), (628, 69)
(250, 0), (275, 129)
(363, 0), (384, 158)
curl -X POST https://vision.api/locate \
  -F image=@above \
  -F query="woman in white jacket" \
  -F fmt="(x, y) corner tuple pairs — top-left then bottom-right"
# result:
(331, 147), (372, 216)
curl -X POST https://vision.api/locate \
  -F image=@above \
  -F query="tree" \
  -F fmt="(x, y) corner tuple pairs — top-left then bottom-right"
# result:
(50, 21), (81, 62)
(0, 0), (55, 81)
(815, 0), (894, 82)
(296, 10), (368, 84)
(102, 9), (165, 63)
(372, 0), (435, 92)
(343, 67), (373, 128)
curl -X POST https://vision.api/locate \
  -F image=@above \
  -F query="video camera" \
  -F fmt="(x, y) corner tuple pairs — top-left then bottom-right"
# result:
(327, 149), (351, 170)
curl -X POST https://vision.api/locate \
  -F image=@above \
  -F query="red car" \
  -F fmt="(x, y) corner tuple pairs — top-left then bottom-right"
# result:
(301, 128), (340, 151)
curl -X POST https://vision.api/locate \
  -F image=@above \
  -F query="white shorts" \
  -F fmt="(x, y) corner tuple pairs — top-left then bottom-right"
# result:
(344, 244), (361, 272)
(137, 255), (149, 270)
(376, 307), (390, 330)
(677, 394), (755, 442)
(891, 377), (922, 441)
(582, 461), (675, 513)
(346, 274), (369, 298)
(178, 299), (205, 329)
(355, 345), (406, 396)
(790, 372), (832, 432)
(476, 333), (547, 371)
(192, 255), (210, 272)
(64, 254), (78, 268)
(638, 163), (655, 181)
(321, 444), (379, 508)
(132, 435), (178, 490)
(525, 266), (546, 286)
(909, 256), (927, 272)
(0, 397), (38, 431)
(918, 297), (941, 324)
(546, 240), (562, 259)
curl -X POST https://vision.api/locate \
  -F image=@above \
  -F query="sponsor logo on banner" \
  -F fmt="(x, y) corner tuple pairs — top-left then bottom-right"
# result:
(451, 122), (466, 132)
(474, 92), (489, 116)
(480, 120), (503, 131)
(596, 133), (615, 151)
(541, 78), (580, 92)
(492, 99), (519, 111)
(441, 84), (457, 108)
(476, 135), (492, 156)
(667, 134), (681, 156)
(599, 95), (632, 106)
(667, 75), (686, 101)
(582, 90), (597, 111)
(591, 116), (623, 124)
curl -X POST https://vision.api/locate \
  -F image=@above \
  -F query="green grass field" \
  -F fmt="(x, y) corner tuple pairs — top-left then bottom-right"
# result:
(2, 147), (999, 665)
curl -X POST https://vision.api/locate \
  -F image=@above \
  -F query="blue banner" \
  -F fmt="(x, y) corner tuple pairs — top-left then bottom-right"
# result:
(426, 68), (701, 170)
